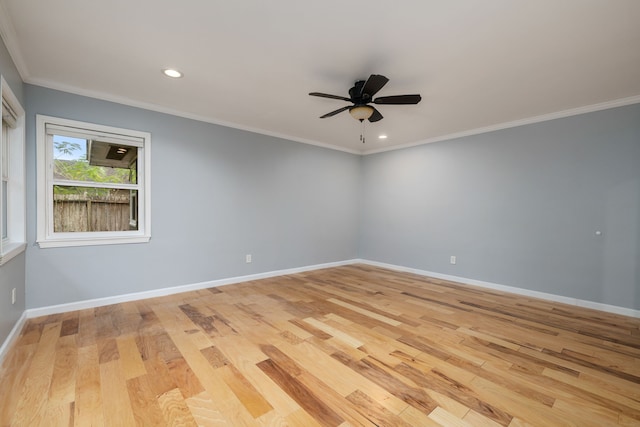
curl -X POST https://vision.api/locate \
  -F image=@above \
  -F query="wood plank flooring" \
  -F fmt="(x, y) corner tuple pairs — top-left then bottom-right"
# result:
(1, 264), (639, 426)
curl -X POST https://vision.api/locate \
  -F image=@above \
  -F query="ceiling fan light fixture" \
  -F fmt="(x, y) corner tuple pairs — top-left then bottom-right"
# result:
(349, 105), (374, 121)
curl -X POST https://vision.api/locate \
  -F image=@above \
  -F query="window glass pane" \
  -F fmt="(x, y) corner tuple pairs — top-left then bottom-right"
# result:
(53, 185), (139, 232)
(2, 120), (7, 178)
(2, 120), (7, 238)
(2, 180), (7, 239)
(53, 135), (137, 184)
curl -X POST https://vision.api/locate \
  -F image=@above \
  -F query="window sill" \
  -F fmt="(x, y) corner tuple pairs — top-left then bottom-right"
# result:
(0, 242), (27, 266)
(37, 235), (150, 249)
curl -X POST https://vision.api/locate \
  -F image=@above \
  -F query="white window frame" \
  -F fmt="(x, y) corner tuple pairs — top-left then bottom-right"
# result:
(36, 115), (151, 248)
(0, 76), (26, 265)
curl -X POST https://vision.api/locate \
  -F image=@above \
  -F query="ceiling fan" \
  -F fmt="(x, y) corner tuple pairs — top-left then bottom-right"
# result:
(309, 74), (421, 123)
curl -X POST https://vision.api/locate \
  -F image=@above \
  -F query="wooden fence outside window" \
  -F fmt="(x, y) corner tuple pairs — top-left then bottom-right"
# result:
(53, 191), (132, 232)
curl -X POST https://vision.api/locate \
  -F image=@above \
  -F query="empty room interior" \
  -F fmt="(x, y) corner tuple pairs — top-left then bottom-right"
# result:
(0, 1), (639, 426)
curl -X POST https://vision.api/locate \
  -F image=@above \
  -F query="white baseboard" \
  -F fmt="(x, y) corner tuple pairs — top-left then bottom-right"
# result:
(25, 259), (359, 318)
(2, 257), (637, 367)
(14, 256), (640, 334)
(359, 259), (640, 318)
(0, 311), (27, 365)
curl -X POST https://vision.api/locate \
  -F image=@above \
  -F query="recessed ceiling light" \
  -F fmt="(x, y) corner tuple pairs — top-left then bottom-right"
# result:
(378, 135), (388, 139)
(162, 68), (183, 78)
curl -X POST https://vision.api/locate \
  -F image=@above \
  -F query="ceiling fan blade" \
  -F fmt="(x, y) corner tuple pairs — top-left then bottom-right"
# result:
(373, 94), (422, 105)
(309, 92), (351, 102)
(320, 106), (350, 118)
(360, 74), (389, 98)
(368, 107), (383, 123)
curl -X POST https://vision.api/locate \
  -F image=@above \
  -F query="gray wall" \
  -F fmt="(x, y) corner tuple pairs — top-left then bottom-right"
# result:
(0, 35), (25, 344)
(5, 39), (639, 321)
(360, 103), (640, 310)
(25, 85), (360, 308)
(0, 252), (25, 344)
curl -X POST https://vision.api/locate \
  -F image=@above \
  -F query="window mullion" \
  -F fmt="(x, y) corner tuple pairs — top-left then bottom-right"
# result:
(51, 179), (139, 191)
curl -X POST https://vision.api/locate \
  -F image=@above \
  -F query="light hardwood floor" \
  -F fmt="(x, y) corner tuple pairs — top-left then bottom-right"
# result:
(1, 264), (639, 426)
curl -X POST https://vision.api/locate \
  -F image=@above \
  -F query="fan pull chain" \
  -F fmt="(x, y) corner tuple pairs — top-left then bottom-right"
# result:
(360, 119), (366, 143)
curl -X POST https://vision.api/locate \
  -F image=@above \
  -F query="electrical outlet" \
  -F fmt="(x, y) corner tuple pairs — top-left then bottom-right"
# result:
(245, 254), (252, 263)
(450, 255), (457, 265)
(11, 288), (16, 305)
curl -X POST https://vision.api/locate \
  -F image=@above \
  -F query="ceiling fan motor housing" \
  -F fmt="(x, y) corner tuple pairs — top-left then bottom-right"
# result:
(349, 81), (369, 104)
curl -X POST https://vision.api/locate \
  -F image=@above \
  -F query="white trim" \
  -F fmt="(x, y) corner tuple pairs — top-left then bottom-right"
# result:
(0, 76), (26, 261)
(359, 259), (640, 319)
(24, 259), (358, 318)
(45, 122), (146, 145)
(21, 76), (640, 157)
(363, 95), (640, 155)
(0, 310), (27, 365)
(37, 236), (150, 249)
(35, 115), (151, 248)
(40, 115), (151, 141)
(23, 77), (362, 155)
(0, 3), (30, 81)
(0, 242), (26, 265)
(11, 256), (638, 352)
(21, 258), (640, 319)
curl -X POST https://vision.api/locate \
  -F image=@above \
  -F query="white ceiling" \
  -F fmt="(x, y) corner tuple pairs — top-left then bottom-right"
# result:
(1, 1), (639, 154)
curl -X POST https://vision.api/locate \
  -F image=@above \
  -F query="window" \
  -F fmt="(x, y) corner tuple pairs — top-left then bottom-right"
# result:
(2, 118), (8, 238)
(37, 115), (151, 248)
(0, 76), (26, 265)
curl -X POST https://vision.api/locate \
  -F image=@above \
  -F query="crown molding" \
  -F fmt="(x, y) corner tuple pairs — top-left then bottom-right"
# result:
(24, 76), (362, 156)
(363, 95), (640, 155)
(0, 1), (30, 81)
